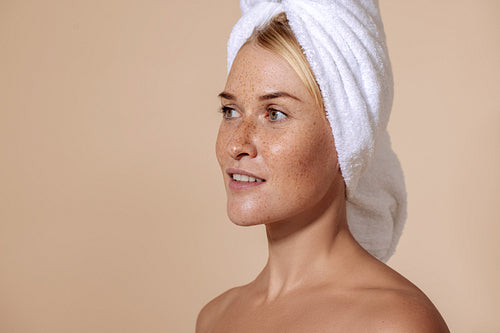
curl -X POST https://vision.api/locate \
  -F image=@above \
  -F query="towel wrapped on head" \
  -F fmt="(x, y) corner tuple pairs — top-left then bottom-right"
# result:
(227, 0), (406, 262)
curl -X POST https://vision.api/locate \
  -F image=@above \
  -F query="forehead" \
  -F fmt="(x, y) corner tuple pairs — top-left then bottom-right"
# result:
(225, 43), (311, 101)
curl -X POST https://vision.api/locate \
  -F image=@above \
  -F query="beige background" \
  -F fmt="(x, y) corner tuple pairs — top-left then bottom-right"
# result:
(1, 1), (499, 332)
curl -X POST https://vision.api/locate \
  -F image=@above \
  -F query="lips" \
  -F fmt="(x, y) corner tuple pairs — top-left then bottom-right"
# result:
(231, 173), (264, 183)
(226, 168), (266, 190)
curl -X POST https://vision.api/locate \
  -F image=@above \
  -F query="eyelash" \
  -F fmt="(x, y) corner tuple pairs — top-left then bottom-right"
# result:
(219, 106), (239, 119)
(219, 106), (287, 121)
(267, 108), (287, 121)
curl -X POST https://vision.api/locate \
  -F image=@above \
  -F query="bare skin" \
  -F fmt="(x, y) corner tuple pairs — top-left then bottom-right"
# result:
(197, 43), (449, 332)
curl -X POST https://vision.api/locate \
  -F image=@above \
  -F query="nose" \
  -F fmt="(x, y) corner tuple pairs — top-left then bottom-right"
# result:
(228, 119), (257, 160)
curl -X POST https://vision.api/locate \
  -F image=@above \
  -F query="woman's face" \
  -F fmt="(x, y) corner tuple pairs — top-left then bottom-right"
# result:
(216, 42), (340, 226)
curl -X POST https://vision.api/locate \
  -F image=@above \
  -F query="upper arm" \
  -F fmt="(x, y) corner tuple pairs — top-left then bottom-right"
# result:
(370, 291), (450, 333)
(374, 308), (449, 333)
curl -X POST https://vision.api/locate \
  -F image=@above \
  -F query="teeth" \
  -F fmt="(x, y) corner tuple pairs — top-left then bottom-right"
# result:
(232, 174), (263, 182)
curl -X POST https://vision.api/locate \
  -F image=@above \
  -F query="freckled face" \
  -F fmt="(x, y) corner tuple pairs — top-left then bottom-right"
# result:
(216, 43), (340, 226)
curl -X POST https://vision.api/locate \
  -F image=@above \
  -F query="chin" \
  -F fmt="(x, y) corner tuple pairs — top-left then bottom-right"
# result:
(226, 200), (280, 226)
(226, 200), (298, 227)
(227, 208), (264, 227)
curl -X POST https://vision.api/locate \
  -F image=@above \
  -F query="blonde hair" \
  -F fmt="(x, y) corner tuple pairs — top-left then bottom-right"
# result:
(246, 12), (324, 110)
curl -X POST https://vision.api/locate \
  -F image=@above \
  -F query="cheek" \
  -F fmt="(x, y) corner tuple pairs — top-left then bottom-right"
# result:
(268, 122), (337, 192)
(277, 123), (334, 168)
(306, 124), (337, 170)
(215, 125), (226, 166)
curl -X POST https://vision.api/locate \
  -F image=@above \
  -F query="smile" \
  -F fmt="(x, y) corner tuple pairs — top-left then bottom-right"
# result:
(232, 174), (265, 183)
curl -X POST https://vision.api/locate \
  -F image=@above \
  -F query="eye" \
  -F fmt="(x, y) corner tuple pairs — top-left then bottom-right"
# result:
(221, 106), (241, 119)
(268, 109), (287, 121)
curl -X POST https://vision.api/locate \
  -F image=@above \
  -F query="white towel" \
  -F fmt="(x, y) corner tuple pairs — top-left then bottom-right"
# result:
(227, 0), (406, 262)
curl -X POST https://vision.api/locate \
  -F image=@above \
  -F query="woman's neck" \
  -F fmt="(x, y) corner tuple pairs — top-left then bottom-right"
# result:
(255, 182), (362, 301)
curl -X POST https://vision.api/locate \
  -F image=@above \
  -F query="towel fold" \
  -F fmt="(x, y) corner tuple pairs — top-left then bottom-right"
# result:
(227, 0), (406, 262)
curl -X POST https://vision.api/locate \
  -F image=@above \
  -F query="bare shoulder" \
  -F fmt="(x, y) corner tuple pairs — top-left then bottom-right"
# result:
(195, 286), (242, 333)
(361, 287), (450, 333)
(329, 255), (449, 332)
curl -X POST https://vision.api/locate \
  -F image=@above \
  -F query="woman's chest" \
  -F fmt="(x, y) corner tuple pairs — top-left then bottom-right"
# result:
(209, 295), (364, 333)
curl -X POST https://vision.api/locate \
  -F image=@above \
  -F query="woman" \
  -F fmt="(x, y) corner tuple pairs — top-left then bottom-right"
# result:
(198, 1), (449, 331)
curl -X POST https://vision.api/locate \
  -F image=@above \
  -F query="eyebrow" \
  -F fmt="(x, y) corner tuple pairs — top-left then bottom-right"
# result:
(218, 92), (236, 100)
(218, 91), (302, 102)
(259, 91), (301, 102)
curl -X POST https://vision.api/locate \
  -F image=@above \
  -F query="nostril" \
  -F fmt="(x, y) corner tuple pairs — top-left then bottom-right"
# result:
(229, 139), (257, 160)
(236, 152), (249, 160)
(229, 142), (251, 159)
